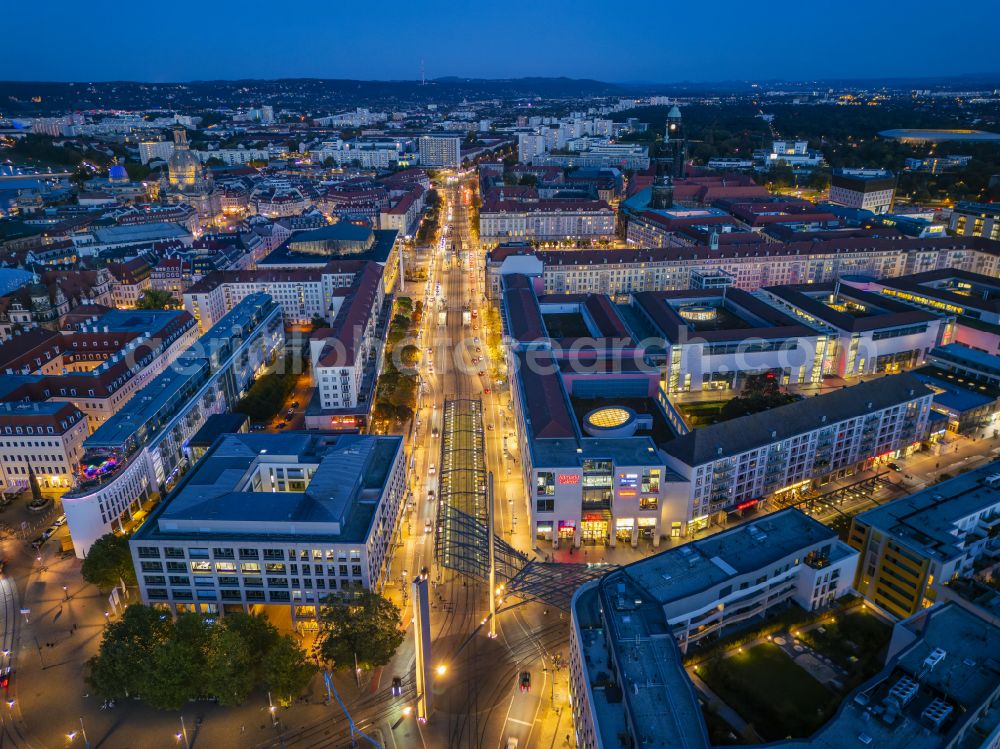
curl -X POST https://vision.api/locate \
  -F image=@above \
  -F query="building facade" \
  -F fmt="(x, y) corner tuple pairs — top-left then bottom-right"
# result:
(849, 460), (1000, 619)
(130, 432), (406, 627)
(662, 374), (934, 533)
(61, 294), (285, 557)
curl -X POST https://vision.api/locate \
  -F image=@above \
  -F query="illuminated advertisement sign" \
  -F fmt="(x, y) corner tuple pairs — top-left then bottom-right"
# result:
(558, 474), (580, 485)
(618, 472), (638, 488)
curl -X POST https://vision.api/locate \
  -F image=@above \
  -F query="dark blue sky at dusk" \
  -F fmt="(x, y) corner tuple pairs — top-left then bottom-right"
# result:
(3, 0), (997, 83)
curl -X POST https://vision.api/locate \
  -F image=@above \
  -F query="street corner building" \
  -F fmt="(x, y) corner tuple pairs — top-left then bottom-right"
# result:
(129, 431), (407, 629)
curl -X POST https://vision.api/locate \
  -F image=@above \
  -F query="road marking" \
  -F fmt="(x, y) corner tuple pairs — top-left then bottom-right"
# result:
(506, 718), (534, 727)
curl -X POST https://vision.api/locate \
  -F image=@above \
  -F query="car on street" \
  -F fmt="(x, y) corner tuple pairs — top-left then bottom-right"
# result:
(519, 671), (531, 692)
(54, 514), (66, 527)
(887, 462), (902, 472)
(427, 490), (435, 501)
(424, 519), (433, 534)
(391, 676), (403, 696)
(484, 388), (491, 394)
(276, 422), (287, 429)
(478, 370), (485, 377)
(428, 463), (436, 474)
(432, 427), (439, 437)
(506, 740), (518, 749)
(291, 401), (299, 408)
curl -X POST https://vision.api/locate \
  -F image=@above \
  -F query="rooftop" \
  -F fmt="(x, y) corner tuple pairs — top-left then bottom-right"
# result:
(663, 373), (932, 466)
(780, 603), (1000, 749)
(260, 228), (398, 267)
(853, 458), (1000, 563)
(625, 508), (840, 607)
(765, 283), (940, 333)
(133, 432), (402, 543)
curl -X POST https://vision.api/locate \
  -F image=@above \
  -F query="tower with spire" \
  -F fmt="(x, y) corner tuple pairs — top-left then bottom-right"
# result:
(649, 102), (687, 210)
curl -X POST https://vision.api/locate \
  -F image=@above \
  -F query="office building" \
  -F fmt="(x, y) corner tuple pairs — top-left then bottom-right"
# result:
(829, 168), (897, 214)
(662, 374), (933, 532)
(61, 294), (284, 557)
(849, 460), (1000, 619)
(130, 431), (406, 626)
(569, 508), (858, 749)
(418, 135), (461, 168)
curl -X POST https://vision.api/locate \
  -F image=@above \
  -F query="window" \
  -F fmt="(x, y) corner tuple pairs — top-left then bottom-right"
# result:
(141, 561), (163, 572)
(190, 561), (212, 575)
(536, 472), (555, 496)
(215, 562), (236, 573)
(164, 547), (185, 559)
(639, 497), (657, 510)
(137, 547), (160, 559)
(241, 562), (261, 575)
(536, 499), (554, 513)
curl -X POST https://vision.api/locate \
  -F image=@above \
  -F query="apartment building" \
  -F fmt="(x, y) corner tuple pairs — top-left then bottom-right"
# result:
(849, 460), (1000, 619)
(0, 401), (89, 493)
(949, 201), (1000, 240)
(61, 294), (285, 557)
(569, 509), (858, 749)
(309, 263), (386, 410)
(484, 237), (1000, 300)
(183, 260), (379, 330)
(0, 309), (199, 432)
(479, 191), (615, 247)
(662, 374), (933, 533)
(418, 135), (461, 168)
(130, 432), (406, 627)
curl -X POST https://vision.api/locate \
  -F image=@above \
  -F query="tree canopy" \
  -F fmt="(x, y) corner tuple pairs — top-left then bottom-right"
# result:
(314, 590), (404, 671)
(80, 533), (137, 590)
(136, 289), (179, 310)
(87, 606), (314, 709)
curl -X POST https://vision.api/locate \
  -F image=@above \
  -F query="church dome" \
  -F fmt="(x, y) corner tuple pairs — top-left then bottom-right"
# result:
(167, 127), (202, 192)
(108, 163), (129, 183)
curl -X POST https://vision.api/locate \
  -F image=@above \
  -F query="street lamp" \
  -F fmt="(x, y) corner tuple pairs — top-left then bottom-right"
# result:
(435, 664), (447, 676)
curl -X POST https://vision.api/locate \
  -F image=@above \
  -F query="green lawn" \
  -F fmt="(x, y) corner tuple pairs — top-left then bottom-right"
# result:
(799, 611), (892, 671)
(700, 643), (838, 741)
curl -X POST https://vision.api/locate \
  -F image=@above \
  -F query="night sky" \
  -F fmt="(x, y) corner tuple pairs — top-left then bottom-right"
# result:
(4, 0), (997, 83)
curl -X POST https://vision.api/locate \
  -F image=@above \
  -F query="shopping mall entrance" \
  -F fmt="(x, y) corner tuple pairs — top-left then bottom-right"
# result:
(581, 511), (610, 545)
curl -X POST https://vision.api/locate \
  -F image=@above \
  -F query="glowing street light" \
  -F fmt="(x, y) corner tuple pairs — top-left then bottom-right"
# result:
(435, 664), (447, 676)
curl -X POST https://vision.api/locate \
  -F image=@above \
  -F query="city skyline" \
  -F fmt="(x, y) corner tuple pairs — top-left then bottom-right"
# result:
(3, 0), (999, 83)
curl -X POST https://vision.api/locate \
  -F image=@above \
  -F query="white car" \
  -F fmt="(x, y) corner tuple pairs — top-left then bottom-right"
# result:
(424, 519), (433, 534)
(428, 463), (436, 474)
